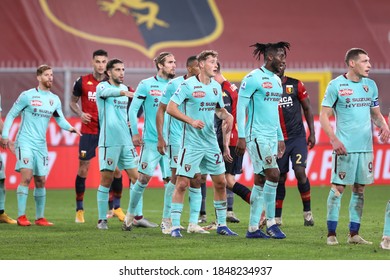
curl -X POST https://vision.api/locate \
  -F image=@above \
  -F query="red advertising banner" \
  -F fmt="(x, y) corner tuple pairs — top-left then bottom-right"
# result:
(2, 117), (390, 189)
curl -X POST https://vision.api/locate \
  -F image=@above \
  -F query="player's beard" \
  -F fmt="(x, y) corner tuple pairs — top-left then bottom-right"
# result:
(112, 77), (123, 85)
(163, 69), (175, 79)
(42, 80), (52, 90)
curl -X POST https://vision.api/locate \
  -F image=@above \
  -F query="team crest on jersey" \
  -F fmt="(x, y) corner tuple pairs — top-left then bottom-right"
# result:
(262, 82), (273, 89)
(31, 100), (42, 106)
(107, 158), (113, 165)
(213, 88), (218, 95)
(39, 0), (223, 59)
(265, 156), (272, 165)
(286, 85), (294, 94)
(173, 156), (178, 163)
(49, 99), (54, 106)
(363, 85), (369, 92)
(193, 91), (206, 98)
(338, 172), (346, 180)
(23, 158), (29, 164)
(185, 164), (191, 172)
(141, 162), (148, 169)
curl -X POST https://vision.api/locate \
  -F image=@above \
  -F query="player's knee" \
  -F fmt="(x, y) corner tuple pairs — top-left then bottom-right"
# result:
(138, 173), (151, 185)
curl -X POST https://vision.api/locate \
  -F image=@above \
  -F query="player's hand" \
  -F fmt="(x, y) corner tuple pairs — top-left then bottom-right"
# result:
(277, 141), (285, 159)
(1, 138), (9, 150)
(8, 140), (15, 154)
(157, 137), (166, 155)
(307, 133), (316, 149)
(378, 126), (390, 143)
(331, 138), (347, 155)
(235, 138), (246, 156)
(132, 134), (143, 147)
(122, 90), (135, 98)
(81, 112), (92, 124)
(69, 127), (82, 136)
(223, 146), (233, 163)
(191, 120), (205, 129)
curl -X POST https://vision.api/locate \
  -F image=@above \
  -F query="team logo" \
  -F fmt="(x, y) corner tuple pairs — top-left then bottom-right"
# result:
(23, 158), (29, 164)
(87, 81), (94, 85)
(40, 0), (223, 59)
(363, 85), (369, 92)
(141, 162), (148, 169)
(339, 89), (353, 96)
(338, 172), (346, 180)
(49, 99), (54, 106)
(80, 150), (87, 159)
(173, 156), (178, 163)
(193, 91), (206, 98)
(262, 82), (273, 89)
(185, 164), (191, 172)
(286, 85), (294, 94)
(107, 158), (113, 165)
(31, 100), (42, 106)
(265, 156), (272, 165)
(213, 88), (218, 95)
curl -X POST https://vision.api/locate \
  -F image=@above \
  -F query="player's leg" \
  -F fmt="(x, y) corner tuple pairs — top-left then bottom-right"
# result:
(199, 177), (207, 223)
(275, 172), (287, 226)
(225, 146), (243, 223)
(380, 200), (390, 250)
(33, 175), (53, 226)
(0, 155), (16, 224)
(108, 168), (124, 221)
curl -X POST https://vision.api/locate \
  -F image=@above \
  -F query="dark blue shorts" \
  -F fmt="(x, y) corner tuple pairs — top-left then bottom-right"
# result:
(223, 146), (243, 176)
(277, 137), (308, 173)
(78, 133), (99, 161)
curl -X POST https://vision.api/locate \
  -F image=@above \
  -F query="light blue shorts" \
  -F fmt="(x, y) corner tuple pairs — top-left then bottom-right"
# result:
(168, 144), (180, 169)
(246, 137), (279, 175)
(15, 145), (49, 176)
(138, 142), (171, 179)
(99, 145), (138, 171)
(331, 152), (374, 185)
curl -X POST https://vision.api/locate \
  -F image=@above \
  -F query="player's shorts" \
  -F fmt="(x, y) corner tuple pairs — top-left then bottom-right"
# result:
(78, 133), (99, 161)
(246, 137), (278, 175)
(0, 155), (5, 180)
(99, 145), (138, 172)
(15, 145), (49, 176)
(176, 146), (225, 178)
(167, 144), (180, 169)
(331, 152), (373, 185)
(222, 146), (243, 175)
(138, 142), (171, 179)
(277, 137), (308, 173)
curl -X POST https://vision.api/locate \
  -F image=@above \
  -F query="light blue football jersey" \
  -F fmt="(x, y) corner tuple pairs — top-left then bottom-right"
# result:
(129, 75), (169, 143)
(321, 75), (378, 152)
(170, 76), (224, 149)
(237, 66), (283, 141)
(96, 81), (133, 147)
(2, 88), (71, 148)
(160, 75), (185, 146)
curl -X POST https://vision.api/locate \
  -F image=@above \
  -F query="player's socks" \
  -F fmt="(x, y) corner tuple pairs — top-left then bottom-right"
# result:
(111, 176), (123, 209)
(0, 180), (5, 211)
(298, 179), (311, 212)
(129, 181), (146, 214)
(108, 190), (114, 210)
(200, 182), (207, 216)
(227, 189), (234, 211)
(349, 192), (364, 235)
(327, 188), (343, 235)
(162, 181), (175, 219)
(171, 202), (183, 229)
(33, 187), (46, 219)
(275, 199), (284, 218)
(275, 180), (286, 218)
(384, 201), (390, 236)
(264, 180), (278, 223)
(17, 185), (29, 217)
(188, 187), (202, 224)
(214, 200), (227, 226)
(97, 185), (109, 220)
(249, 185), (263, 229)
(232, 182), (251, 204)
(75, 175), (86, 211)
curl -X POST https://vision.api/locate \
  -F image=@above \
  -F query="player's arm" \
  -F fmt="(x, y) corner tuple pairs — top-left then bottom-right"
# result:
(301, 97), (316, 149)
(235, 94), (250, 156)
(319, 106), (346, 155)
(370, 106), (390, 143)
(128, 84), (145, 146)
(53, 99), (82, 136)
(167, 100), (204, 129)
(218, 108), (233, 163)
(156, 102), (167, 155)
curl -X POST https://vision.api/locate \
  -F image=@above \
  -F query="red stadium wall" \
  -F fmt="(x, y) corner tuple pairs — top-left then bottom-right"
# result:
(2, 117), (390, 190)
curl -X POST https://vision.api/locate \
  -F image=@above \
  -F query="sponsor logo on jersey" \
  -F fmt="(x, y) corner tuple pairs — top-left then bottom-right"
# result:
(31, 100), (42, 106)
(262, 82), (273, 89)
(185, 164), (191, 172)
(363, 85), (369, 92)
(286, 85), (294, 94)
(150, 90), (162, 96)
(193, 91), (206, 98)
(339, 89), (353, 96)
(88, 91), (97, 102)
(338, 172), (346, 180)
